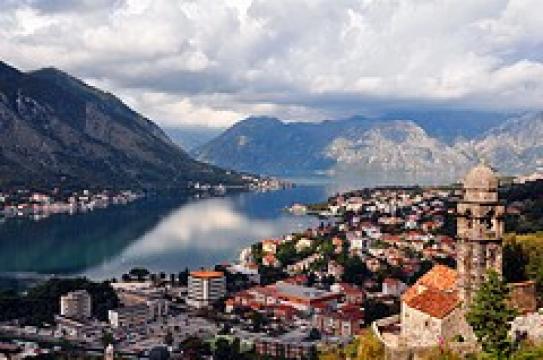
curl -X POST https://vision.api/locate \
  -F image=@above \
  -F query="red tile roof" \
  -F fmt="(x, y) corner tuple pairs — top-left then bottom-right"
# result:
(405, 288), (459, 319)
(402, 264), (460, 318)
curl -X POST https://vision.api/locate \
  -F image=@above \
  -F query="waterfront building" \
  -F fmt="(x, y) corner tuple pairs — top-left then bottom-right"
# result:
(187, 270), (226, 308)
(60, 290), (91, 320)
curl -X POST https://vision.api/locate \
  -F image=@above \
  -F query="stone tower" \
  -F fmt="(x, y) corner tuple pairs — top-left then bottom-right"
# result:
(457, 163), (505, 306)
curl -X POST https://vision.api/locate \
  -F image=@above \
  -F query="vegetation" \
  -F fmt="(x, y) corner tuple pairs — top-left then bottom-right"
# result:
(0, 277), (119, 325)
(503, 180), (543, 234)
(319, 331), (384, 360)
(418, 346), (462, 360)
(466, 270), (517, 359)
(503, 232), (543, 302)
(511, 341), (543, 360)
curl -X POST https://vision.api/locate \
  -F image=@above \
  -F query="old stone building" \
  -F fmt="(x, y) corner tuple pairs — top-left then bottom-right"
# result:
(378, 163), (537, 359)
(397, 163), (503, 348)
(456, 162), (505, 306)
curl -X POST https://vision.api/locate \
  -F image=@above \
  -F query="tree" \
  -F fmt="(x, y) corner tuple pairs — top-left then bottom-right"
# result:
(356, 330), (385, 360)
(466, 270), (517, 359)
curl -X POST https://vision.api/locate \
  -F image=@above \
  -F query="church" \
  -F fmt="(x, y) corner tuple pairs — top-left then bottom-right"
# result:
(398, 163), (537, 348)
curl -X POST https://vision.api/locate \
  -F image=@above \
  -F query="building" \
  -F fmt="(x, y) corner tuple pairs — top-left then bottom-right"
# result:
(108, 304), (149, 328)
(456, 162), (505, 306)
(395, 164), (506, 349)
(251, 282), (341, 313)
(187, 270), (226, 308)
(382, 278), (407, 297)
(108, 299), (169, 328)
(327, 260), (344, 279)
(313, 305), (364, 336)
(255, 338), (315, 360)
(60, 290), (91, 320)
(399, 265), (473, 346)
(262, 239), (279, 254)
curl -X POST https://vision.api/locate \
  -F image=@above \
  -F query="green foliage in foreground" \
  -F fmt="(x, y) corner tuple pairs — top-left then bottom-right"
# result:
(0, 277), (119, 325)
(466, 270), (517, 359)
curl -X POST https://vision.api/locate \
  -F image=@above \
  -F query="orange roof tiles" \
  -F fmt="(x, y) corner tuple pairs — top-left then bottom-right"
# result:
(402, 264), (460, 318)
(405, 288), (460, 319)
(190, 270), (224, 279)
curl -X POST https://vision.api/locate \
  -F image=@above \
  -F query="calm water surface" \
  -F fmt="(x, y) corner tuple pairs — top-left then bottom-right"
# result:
(0, 171), (459, 288)
(0, 186), (325, 284)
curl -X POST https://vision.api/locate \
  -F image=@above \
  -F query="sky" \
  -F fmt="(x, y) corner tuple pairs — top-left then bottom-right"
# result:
(1, 0), (543, 130)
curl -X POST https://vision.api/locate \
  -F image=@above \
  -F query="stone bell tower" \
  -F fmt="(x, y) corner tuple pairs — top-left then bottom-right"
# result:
(456, 162), (505, 306)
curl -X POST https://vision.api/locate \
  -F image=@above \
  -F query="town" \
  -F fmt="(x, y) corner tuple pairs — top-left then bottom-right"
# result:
(0, 175), (288, 223)
(1, 163), (543, 359)
(0, 189), (143, 222)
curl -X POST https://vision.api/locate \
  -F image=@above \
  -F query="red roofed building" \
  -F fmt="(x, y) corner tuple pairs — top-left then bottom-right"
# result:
(262, 254), (281, 268)
(400, 265), (474, 346)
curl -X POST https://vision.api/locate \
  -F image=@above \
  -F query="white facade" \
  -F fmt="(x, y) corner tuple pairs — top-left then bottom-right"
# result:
(187, 271), (226, 308)
(60, 290), (91, 320)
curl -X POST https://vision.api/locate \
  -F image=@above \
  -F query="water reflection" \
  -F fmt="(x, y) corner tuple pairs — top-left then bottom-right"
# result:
(1, 171), (457, 285)
(0, 186), (324, 282)
(83, 197), (319, 279)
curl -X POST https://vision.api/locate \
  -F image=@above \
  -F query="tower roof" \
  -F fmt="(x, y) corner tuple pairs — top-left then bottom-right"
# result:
(463, 162), (498, 190)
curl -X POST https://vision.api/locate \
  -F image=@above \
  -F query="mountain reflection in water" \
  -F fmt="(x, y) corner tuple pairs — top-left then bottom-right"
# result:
(0, 186), (324, 281)
(0, 171), (458, 287)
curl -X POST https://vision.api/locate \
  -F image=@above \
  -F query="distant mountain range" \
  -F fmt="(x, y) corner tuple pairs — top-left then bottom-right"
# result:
(0, 61), (244, 189)
(193, 112), (543, 177)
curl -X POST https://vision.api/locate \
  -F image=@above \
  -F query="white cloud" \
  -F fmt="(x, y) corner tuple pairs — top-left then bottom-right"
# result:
(0, 0), (542, 129)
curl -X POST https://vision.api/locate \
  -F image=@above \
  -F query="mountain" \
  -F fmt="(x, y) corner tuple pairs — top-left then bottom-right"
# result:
(0, 61), (244, 189)
(382, 110), (511, 143)
(164, 126), (223, 151)
(325, 120), (471, 173)
(460, 112), (543, 174)
(193, 113), (542, 177)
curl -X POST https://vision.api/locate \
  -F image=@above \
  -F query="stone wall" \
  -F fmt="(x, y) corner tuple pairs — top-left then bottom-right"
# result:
(509, 281), (537, 315)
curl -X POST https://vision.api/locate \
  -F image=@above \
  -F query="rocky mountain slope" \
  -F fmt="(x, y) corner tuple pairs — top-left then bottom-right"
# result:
(325, 120), (471, 173)
(0, 61), (243, 189)
(193, 113), (543, 177)
(460, 112), (543, 174)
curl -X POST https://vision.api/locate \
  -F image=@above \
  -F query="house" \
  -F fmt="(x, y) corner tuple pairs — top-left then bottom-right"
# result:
(345, 197), (364, 212)
(365, 258), (381, 273)
(262, 254), (281, 268)
(312, 304), (364, 336)
(331, 283), (365, 305)
(382, 278), (407, 297)
(346, 231), (372, 252)
(327, 261), (345, 279)
(295, 237), (314, 252)
(262, 239), (280, 254)
(332, 236), (343, 254)
(400, 265), (473, 347)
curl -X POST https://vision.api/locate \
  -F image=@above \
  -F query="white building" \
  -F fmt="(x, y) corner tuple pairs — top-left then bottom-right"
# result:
(60, 290), (91, 320)
(187, 271), (226, 308)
